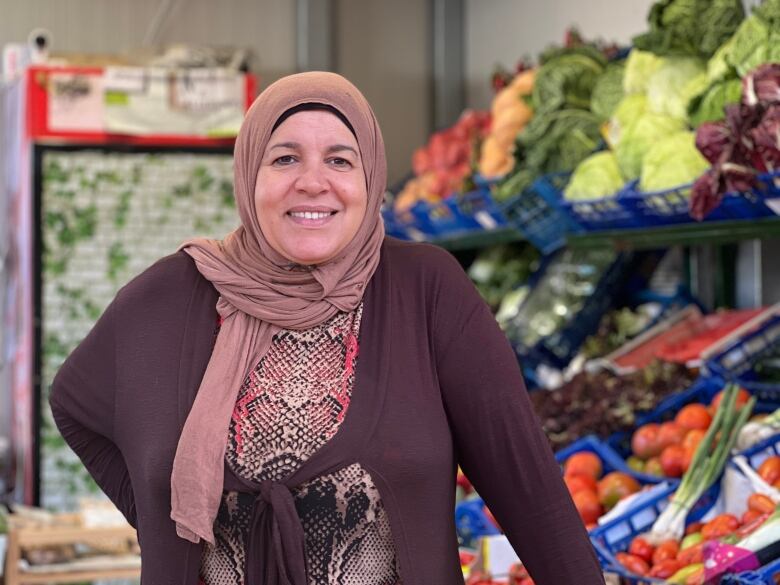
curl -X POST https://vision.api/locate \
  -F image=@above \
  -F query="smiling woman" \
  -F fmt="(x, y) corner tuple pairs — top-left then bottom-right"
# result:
(255, 108), (369, 266)
(49, 71), (604, 585)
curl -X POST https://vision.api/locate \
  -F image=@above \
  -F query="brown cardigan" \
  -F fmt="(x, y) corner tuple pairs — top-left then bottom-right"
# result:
(50, 236), (604, 585)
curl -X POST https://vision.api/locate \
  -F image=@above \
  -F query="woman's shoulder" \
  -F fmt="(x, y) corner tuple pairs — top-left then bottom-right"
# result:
(114, 251), (216, 311)
(382, 236), (469, 285)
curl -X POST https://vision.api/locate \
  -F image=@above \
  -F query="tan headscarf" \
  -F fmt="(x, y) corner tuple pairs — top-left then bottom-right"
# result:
(170, 71), (386, 545)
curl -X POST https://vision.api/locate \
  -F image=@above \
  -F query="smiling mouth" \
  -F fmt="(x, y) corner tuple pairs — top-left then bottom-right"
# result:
(287, 211), (337, 220)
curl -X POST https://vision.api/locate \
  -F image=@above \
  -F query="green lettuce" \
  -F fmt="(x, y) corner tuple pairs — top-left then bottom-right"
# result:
(639, 131), (710, 192)
(615, 112), (686, 180)
(687, 78), (742, 127)
(646, 57), (706, 119)
(724, 2), (780, 77)
(564, 151), (626, 201)
(623, 49), (664, 94)
(607, 94), (649, 147)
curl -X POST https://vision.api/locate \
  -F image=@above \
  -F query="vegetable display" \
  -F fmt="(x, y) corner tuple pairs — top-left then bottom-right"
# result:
(691, 62), (780, 219)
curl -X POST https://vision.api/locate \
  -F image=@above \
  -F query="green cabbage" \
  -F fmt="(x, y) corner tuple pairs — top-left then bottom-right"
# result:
(646, 57), (706, 119)
(623, 49), (663, 94)
(632, 0), (745, 59)
(639, 131), (710, 192)
(564, 151), (626, 201)
(591, 62), (626, 122)
(531, 53), (606, 115)
(615, 112), (686, 180)
(607, 94), (649, 147)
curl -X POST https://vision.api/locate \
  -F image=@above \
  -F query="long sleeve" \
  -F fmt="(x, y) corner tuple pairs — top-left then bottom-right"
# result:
(433, 252), (603, 584)
(49, 299), (137, 527)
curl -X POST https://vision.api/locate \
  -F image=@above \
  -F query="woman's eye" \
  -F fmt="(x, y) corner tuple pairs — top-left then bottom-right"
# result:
(328, 157), (352, 168)
(273, 155), (296, 166)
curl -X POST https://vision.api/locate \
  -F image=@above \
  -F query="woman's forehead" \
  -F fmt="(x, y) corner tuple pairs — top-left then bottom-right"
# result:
(268, 110), (360, 147)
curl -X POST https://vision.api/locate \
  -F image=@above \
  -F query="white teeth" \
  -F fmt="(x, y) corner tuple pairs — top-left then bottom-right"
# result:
(289, 211), (332, 220)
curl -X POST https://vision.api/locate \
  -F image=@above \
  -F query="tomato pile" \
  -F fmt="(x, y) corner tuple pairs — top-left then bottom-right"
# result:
(626, 388), (751, 478)
(563, 451), (641, 528)
(616, 494), (774, 583)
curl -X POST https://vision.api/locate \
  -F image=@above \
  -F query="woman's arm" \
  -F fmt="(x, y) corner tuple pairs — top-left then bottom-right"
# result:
(49, 300), (137, 527)
(432, 250), (604, 584)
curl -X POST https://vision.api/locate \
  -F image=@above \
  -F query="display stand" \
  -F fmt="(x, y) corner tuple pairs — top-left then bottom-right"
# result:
(3, 514), (139, 585)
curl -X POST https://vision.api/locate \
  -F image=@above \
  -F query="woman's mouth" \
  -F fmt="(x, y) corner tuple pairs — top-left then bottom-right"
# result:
(286, 210), (338, 226)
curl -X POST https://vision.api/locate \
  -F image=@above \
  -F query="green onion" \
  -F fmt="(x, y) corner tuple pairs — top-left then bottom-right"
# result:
(646, 383), (756, 544)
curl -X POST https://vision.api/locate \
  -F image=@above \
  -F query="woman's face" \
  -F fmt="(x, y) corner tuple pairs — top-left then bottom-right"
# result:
(255, 110), (368, 266)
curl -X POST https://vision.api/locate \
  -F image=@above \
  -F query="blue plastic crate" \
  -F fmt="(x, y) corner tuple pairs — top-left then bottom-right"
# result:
(454, 497), (500, 548)
(705, 308), (780, 400)
(558, 183), (643, 232)
(727, 557), (780, 584)
(501, 173), (581, 255)
(456, 188), (510, 231)
(735, 432), (780, 471)
(590, 482), (719, 581)
(381, 205), (412, 240)
(624, 170), (780, 227)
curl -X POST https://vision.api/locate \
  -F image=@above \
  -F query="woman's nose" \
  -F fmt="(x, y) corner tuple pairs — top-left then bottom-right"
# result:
(294, 164), (328, 195)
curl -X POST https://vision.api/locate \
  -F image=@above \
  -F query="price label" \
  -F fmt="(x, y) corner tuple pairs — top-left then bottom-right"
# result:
(474, 210), (498, 230)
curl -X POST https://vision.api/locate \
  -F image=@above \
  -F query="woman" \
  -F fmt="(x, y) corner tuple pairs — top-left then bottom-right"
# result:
(50, 72), (604, 585)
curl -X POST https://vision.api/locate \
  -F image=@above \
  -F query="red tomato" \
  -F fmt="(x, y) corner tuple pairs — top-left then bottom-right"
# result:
(564, 452), (602, 480)
(615, 552), (650, 576)
(658, 422), (687, 450)
(631, 424), (662, 459)
(710, 387), (750, 412)
(651, 540), (680, 565)
(675, 404), (712, 431)
(564, 473), (598, 495)
(685, 522), (704, 536)
(628, 536), (655, 563)
(743, 508), (764, 526)
(748, 493), (776, 514)
(649, 559), (683, 579)
(508, 562), (529, 585)
(572, 489), (603, 525)
(597, 472), (641, 510)
(758, 457), (780, 485)
(660, 445), (687, 477)
(702, 514), (740, 540)
(682, 429), (706, 452)
(677, 541), (704, 566)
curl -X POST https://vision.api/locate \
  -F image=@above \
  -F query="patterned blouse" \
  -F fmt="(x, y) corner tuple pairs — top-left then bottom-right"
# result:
(199, 304), (402, 585)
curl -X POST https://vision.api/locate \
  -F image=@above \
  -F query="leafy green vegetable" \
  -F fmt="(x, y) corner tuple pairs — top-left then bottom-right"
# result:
(723, 1), (780, 77)
(531, 53), (605, 115)
(564, 151), (626, 201)
(494, 110), (602, 201)
(646, 57), (706, 119)
(687, 78), (742, 127)
(632, 0), (745, 59)
(623, 49), (664, 94)
(538, 43), (608, 67)
(607, 94), (649, 148)
(639, 131), (710, 192)
(591, 62), (626, 122)
(615, 112), (686, 180)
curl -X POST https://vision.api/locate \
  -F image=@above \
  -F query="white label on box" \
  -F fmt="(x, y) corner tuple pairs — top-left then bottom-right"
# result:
(104, 67), (147, 94)
(474, 210), (498, 230)
(48, 72), (104, 132)
(765, 198), (780, 216)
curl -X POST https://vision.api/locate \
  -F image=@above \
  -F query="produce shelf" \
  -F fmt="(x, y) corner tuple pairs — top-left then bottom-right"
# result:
(426, 226), (525, 251)
(566, 217), (780, 250)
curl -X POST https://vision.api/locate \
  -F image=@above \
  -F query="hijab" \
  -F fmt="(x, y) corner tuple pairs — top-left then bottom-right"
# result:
(170, 71), (386, 545)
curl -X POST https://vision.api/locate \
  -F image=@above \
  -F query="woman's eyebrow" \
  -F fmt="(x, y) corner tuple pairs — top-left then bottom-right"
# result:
(268, 142), (300, 151)
(326, 144), (359, 156)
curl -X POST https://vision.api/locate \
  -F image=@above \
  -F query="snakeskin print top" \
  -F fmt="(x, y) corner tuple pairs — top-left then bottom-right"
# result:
(199, 304), (402, 585)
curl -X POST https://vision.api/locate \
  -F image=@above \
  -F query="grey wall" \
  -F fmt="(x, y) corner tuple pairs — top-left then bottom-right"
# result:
(335, 0), (431, 186)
